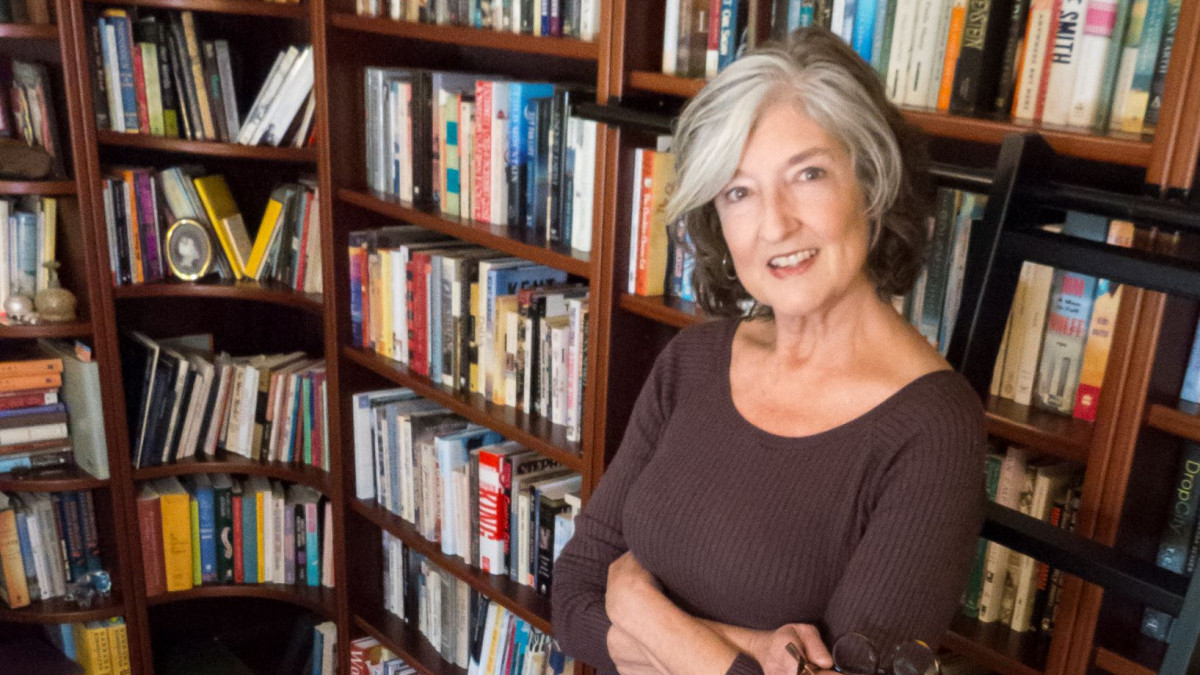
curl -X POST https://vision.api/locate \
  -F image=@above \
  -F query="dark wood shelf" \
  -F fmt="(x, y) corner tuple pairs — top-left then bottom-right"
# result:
(353, 610), (465, 675)
(0, 465), (108, 492)
(96, 130), (319, 162)
(0, 594), (124, 624)
(1093, 647), (1159, 675)
(984, 396), (1093, 463)
(133, 450), (331, 495)
(0, 180), (76, 195)
(351, 498), (553, 635)
(943, 613), (1047, 675)
(145, 583), (335, 615)
(0, 23), (57, 39)
(328, 13), (599, 61)
(627, 72), (1154, 167)
(339, 188), (591, 279)
(342, 347), (584, 471)
(618, 293), (701, 329)
(0, 320), (92, 339)
(112, 280), (323, 315)
(81, 0), (307, 18)
(1145, 401), (1200, 443)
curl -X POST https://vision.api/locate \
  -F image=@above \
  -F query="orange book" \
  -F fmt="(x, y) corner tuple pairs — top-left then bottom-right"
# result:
(0, 356), (63, 377)
(0, 373), (62, 393)
(1073, 220), (1136, 421)
(634, 148), (656, 296)
(0, 495), (31, 609)
(937, 0), (967, 111)
(122, 170), (145, 284)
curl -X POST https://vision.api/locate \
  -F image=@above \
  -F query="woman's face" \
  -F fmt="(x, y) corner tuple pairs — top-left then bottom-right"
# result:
(714, 101), (874, 321)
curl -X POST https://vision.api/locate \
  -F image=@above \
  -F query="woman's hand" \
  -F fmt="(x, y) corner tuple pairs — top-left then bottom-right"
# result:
(606, 551), (662, 629)
(743, 623), (833, 675)
(608, 624), (667, 675)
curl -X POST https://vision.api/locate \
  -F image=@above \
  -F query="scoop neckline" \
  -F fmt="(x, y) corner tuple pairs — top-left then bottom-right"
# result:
(720, 319), (958, 447)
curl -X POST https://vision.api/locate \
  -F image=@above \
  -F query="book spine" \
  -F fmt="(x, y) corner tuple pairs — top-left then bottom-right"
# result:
(1066, 0), (1122, 127)
(1118, 0), (1168, 132)
(1142, 0), (1179, 130)
(1040, 0), (1089, 125)
(1012, 0), (1060, 120)
(138, 495), (166, 596)
(1143, 442), (1200, 639)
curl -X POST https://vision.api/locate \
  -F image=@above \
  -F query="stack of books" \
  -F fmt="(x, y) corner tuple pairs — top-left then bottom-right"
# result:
(0, 59), (67, 178)
(354, 0), (603, 42)
(0, 490), (106, 609)
(90, 9), (315, 147)
(43, 619), (133, 675)
(136, 475), (333, 594)
(353, 388), (582, 593)
(120, 333), (327, 469)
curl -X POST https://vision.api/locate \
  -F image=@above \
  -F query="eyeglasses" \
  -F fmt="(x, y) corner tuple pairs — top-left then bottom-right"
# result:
(787, 632), (941, 675)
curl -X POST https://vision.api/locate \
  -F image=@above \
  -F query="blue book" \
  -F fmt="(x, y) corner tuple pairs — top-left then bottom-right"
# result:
(841, 0), (857, 46)
(104, 14), (140, 132)
(14, 507), (38, 600)
(0, 403), (66, 419)
(241, 480), (257, 584)
(305, 505), (319, 587)
(511, 618), (532, 670)
(435, 426), (502, 556)
(310, 624), (324, 675)
(718, 0), (744, 71)
(506, 82), (554, 228)
(11, 211), (38, 296)
(187, 475), (217, 583)
(853, 0), (877, 61)
(1180, 319), (1200, 404)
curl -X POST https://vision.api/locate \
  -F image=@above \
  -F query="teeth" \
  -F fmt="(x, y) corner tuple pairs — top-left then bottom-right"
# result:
(768, 249), (817, 268)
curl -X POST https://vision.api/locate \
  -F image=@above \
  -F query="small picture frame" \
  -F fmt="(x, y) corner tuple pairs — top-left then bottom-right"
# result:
(166, 219), (214, 281)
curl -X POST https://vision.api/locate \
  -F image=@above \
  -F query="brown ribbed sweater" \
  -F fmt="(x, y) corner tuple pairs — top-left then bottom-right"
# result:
(551, 318), (986, 674)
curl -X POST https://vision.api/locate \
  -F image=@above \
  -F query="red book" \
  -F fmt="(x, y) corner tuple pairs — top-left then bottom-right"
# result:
(232, 485), (244, 584)
(131, 44), (151, 134)
(473, 80), (493, 223)
(312, 368), (327, 471)
(0, 390), (58, 411)
(137, 484), (166, 597)
(406, 253), (432, 376)
(634, 149), (657, 295)
(293, 191), (315, 291)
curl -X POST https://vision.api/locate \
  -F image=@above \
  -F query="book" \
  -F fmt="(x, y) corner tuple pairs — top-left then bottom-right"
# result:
(192, 174), (253, 279)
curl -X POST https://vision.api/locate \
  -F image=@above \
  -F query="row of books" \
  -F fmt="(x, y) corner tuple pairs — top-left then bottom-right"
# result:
(353, 388), (581, 590)
(625, 138), (698, 301)
(0, 490), (106, 609)
(0, 58), (68, 178)
(379, 536), (574, 674)
(0, 196), (56, 307)
(120, 332), (328, 469)
(90, 9), (316, 147)
(43, 619), (133, 675)
(353, 0), (603, 42)
(0, 0), (52, 23)
(103, 167), (323, 290)
(960, 445), (1082, 633)
(349, 637), (420, 675)
(136, 475), (334, 595)
(364, 69), (597, 253)
(1141, 440), (1200, 642)
(0, 342), (107, 479)
(349, 231), (589, 439)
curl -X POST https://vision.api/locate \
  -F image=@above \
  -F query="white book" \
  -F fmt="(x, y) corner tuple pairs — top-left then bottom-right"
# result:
(999, 262), (1033, 400)
(203, 358), (233, 456)
(978, 447), (1029, 622)
(1042, 0), (1092, 125)
(885, 0), (920, 101)
(902, 0), (946, 107)
(0, 199), (9, 312)
(213, 41), (241, 140)
(237, 46), (298, 145)
(1013, 0), (1059, 121)
(628, 148), (646, 294)
(103, 21), (125, 133)
(1013, 262), (1056, 406)
(488, 82), (510, 226)
(1010, 463), (1076, 631)
(924, 0), (954, 108)
(253, 46), (315, 147)
(581, 0), (600, 41)
(1067, 0), (1118, 128)
(566, 297), (587, 441)
(662, 0), (681, 74)
(574, 119), (598, 253)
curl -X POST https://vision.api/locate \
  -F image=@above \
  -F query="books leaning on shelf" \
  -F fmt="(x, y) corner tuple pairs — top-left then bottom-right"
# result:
(0, 58), (68, 179)
(960, 444), (1082, 634)
(38, 618), (134, 675)
(119, 332), (328, 470)
(0, 0), (53, 24)
(89, 9), (316, 147)
(0, 343), (108, 479)
(312, 621), (337, 675)
(363, 69), (598, 253)
(348, 232), (589, 439)
(0, 195), (58, 314)
(352, 388), (582, 591)
(136, 475), (333, 595)
(0, 490), (107, 609)
(353, 0), (603, 42)
(626, 136), (694, 301)
(1141, 440), (1200, 642)
(380, 533), (576, 673)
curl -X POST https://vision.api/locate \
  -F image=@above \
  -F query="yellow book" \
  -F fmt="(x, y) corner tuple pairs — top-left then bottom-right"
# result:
(106, 619), (132, 675)
(179, 11), (215, 140)
(246, 184), (292, 280)
(491, 295), (518, 405)
(0, 495), (30, 609)
(74, 622), (114, 675)
(38, 196), (56, 292)
(1073, 220), (1136, 421)
(643, 150), (675, 297)
(380, 248), (394, 359)
(122, 171), (145, 284)
(189, 494), (200, 587)
(256, 485), (265, 582)
(193, 174), (253, 279)
(468, 281), (480, 393)
(156, 477), (194, 592)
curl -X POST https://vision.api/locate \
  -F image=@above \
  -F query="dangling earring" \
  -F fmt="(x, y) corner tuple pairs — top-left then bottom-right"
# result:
(722, 253), (738, 281)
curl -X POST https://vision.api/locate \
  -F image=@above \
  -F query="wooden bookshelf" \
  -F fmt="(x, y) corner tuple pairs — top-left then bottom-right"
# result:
(339, 188), (592, 279)
(95, 131), (319, 163)
(944, 614), (1046, 675)
(145, 584), (336, 616)
(983, 397), (1093, 464)
(0, 465), (108, 492)
(0, 320), (92, 339)
(350, 499), (553, 634)
(1144, 402), (1200, 443)
(0, 594), (125, 624)
(132, 451), (332, 495)
(80, 0), (308, 18)
(1092, 648), (1159, 675)
(328, 13), (600, 61)
(353, 610), (465, 675)
(618, 293), (702, 329)
(0, 22), (58, 39)
(111, 281), (323, 315)
(0, 180), (76, 195)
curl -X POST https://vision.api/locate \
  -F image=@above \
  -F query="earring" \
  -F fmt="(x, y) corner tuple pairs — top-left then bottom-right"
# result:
(722, 254), (737, 281)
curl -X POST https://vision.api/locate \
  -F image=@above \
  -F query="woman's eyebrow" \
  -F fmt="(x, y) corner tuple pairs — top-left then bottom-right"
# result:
(728, 147), (835, 180)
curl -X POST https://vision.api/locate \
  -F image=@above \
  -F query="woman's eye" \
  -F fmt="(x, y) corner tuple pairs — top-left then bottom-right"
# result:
(797, 167), (826, 181)
(723, 186), (749, 203)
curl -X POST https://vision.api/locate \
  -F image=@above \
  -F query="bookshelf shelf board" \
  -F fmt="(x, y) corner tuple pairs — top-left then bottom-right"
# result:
(145, 583), (336, 615)
(112, 281), (323, 315)
(0, 180), (76, 195)
(618, 293), (701, 329)
(0, 465), (108, 492)
(1145, 402), (1200, 443)
(339, 189), (591, 279)
(81, 0), (307, 18)
(944, 614), (1045, 675)
(342, 347), (585, 470)
(1093, 648), (1158, 675)
(351, 498), (554, 634)
(328, 13), (600, 61)
(353, 610), (465, 675)
(133, 451), (332, 495)
(984, 396), (1092, 463)
(625, 72), (1153, 167)
(96, 130), (319, 163)
(0, 320), (92, 339)
(0, 594), (124, 624)
(0, 23), (58, 39)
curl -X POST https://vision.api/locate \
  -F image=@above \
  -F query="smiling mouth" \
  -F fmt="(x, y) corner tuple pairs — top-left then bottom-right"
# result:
(768, 249), (818, 268)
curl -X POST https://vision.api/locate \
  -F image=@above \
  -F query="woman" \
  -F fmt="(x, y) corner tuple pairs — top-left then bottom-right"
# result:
(551, 27), (986, 675)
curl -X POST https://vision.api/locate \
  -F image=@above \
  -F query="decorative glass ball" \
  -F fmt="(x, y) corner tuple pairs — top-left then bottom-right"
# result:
(3, 293), (34, 322)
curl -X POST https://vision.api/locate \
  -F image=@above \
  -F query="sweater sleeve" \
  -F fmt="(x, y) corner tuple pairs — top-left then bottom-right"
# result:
(550, 339), (676, 671)
(822, 379), (986, 653)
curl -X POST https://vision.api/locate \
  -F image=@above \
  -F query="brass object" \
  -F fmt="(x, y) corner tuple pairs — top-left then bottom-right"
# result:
(166, 218), (214, 281)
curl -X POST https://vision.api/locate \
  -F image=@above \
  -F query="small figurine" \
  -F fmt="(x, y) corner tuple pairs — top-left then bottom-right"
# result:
(34, 261), (77, 322)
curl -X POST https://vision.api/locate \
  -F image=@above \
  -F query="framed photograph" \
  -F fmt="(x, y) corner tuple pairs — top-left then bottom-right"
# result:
(166, 219), (214, 281)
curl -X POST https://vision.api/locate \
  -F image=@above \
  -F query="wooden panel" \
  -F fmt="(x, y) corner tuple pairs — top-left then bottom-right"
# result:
(95, 131), (319, 163)
(0, 465), (108, 491)
(0, 180), (76, 195)
(111, 281), (323, 315)
(328, 13), (598, 60)
(0, 23), (58, 38)
(0, 594), (124, 624)
(133, 451), (333, 496)
(618, 293), (702, 329)
(0, 320), (91, 339)
(80, 0), (307, 17)
(145, 584), (337, 616)
(1145, 402), (1200, 443)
